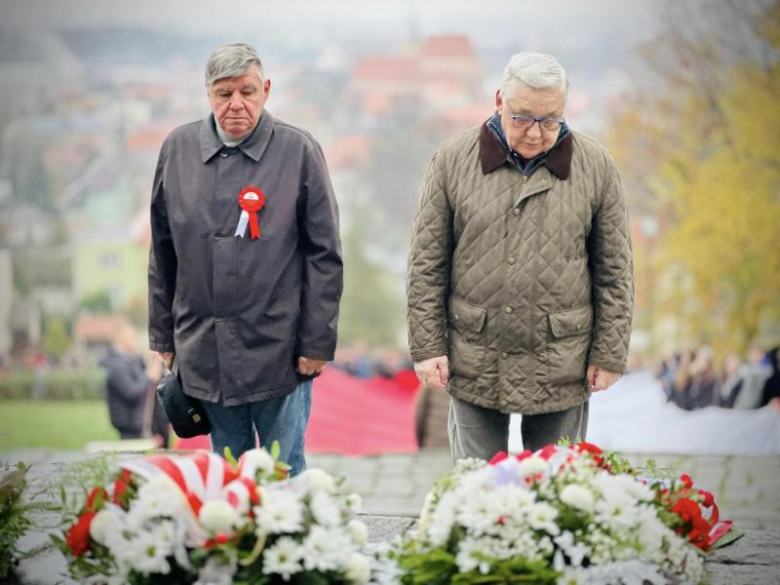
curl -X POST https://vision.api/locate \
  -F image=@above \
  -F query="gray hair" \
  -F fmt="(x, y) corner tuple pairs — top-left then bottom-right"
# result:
(205, 43), (264, 87)
(500, 52), (569, 102)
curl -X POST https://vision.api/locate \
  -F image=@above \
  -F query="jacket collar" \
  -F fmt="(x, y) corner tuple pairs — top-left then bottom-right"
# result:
(200, 111), (275, 163)
(479, 118), (573, 180)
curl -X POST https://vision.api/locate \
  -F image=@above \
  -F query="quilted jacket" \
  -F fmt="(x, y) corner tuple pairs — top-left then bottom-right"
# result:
(406, 122), (633, 415)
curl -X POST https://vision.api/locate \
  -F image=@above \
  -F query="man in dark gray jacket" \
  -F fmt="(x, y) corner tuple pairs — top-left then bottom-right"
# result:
(148, 43), (343, 474)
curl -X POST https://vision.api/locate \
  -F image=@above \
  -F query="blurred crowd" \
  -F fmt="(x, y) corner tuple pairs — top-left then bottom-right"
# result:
(332, 343), (414, 379)
(657, 345), (780, 411)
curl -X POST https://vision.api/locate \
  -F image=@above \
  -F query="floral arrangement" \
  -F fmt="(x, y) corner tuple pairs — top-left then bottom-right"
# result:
(382, 443), (737, 585)
(54, 444), (370, 584)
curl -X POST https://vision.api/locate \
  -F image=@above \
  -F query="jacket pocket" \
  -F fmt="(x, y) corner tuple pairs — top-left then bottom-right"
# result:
(546, 305), (593, 385)
(213, 236), (239, 318)
(447, 296), (487, 380)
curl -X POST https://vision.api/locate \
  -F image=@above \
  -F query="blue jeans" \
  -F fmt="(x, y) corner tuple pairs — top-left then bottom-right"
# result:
(201, 380), (312, 476)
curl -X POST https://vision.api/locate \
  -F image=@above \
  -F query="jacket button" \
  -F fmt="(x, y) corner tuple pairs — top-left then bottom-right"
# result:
(513, 208), (520, 216)
(505, 306), (513, 314)
(455, 314), (460, 320)
(508, 257), (516, 265)
(220, 151), (229, 157)
(542, 178), (547, 184)
(500, 352), (508, 359)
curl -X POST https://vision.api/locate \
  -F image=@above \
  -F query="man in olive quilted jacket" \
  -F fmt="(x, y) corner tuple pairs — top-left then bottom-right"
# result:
(406, 52), (634, 461)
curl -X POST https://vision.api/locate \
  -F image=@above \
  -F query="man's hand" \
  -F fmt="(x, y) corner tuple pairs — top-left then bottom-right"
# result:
(587, 364), (622, 392)
(414, 356), (449, 390)
(298, 356), (327, 376)
(157, 352), (174, 371)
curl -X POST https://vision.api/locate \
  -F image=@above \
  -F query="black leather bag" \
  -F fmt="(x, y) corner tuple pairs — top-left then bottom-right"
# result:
(156, 358), (211, 438)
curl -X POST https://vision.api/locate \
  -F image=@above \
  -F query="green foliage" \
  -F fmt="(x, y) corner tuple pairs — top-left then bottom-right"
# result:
(396, 545), (559, 585)
(0, 368), (106, 400)
(42, 316), (71, 362)
(0, 464), (31, 579)
(0, 463), (60, 580)
(79, 290), (113, 313)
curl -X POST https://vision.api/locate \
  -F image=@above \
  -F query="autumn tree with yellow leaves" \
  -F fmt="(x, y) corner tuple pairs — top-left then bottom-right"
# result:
(609, 0), (780, 358)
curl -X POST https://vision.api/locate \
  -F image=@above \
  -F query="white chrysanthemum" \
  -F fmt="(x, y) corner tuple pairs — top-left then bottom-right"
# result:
(194, 555), (238, 585)
(527, 501), (560, 535)
(553, 530), (591, 567)
(346, 493), (363, 512)
(518, 455), (548, 477)
(130, 475), (190, 527)
(89, 504), (123, 546)
(262, 536), (303, 581)
(302, 525), (350, 572)
(348, 519), (368, 546)
(560, 484), (595, 513)
(457, 489), (506, 535)
(302, 468), (337, 493)
(310, 491), (342, 527)
(254, 489), (303, 534)
(199, 500), (239, 533)
(241, 448), (276, 477)
(344, 551), (371, 584)
(455, 536), (496, 574)
(426, 492), (458, 547)
(119, 528), (173, 576)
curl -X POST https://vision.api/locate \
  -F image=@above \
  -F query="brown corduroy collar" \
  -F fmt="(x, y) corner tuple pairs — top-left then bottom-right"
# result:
(478, 121), (574, 180)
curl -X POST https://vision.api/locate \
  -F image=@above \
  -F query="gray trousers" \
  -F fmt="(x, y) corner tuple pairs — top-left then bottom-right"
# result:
(448, 396), (589, 461)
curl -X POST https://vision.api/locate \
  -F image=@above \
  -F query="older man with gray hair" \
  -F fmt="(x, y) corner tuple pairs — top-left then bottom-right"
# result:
(148, 43), (343, 474)
(407, 52), (634, 460)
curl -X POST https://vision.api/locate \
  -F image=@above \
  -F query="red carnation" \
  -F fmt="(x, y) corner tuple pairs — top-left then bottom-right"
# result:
(86, 487), (107, 512)
(112, 470), (133, 505)
(204, 533), (231, 549)
(679, 474), (694, 489)
(489, 452), (509, 465)
(538, 445), (558, 460)
(699, 489), (715, 508)
(66, 511), (96, 557)
(577, 442), (603, 455)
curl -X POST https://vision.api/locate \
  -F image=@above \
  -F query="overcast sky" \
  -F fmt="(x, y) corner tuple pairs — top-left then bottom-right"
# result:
(1, 0), (663, 44)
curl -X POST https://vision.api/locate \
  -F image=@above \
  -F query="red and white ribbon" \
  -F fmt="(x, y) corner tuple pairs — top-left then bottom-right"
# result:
(235, 187), (266, 239)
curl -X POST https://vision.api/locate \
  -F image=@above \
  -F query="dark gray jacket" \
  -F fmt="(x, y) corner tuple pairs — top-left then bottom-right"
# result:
(148, 112), (342, 406)
(99, 348), (149, 435)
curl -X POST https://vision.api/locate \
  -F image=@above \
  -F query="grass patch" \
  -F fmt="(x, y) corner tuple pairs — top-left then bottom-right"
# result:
(0, 400), (118, 450)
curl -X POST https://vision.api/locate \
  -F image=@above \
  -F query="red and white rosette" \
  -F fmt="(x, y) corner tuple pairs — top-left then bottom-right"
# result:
(235, 186), (266, 239)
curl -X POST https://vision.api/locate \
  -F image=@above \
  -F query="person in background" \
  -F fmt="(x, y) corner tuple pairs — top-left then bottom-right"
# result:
(733, 344), (773, 409)
(759, 346), (780, 408)
(100, 323), (166, 442)
(718, 352), (743, 408)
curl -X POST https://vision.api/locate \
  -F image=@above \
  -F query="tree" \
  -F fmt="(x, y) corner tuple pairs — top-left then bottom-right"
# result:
(608, 0), (780, 357)
(337, 218), (405, 348)
(42, 316), (70, 362)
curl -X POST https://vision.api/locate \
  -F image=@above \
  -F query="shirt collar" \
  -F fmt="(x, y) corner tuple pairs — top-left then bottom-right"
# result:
(479, 112), (573, 179)
(200, 111), (275, 163)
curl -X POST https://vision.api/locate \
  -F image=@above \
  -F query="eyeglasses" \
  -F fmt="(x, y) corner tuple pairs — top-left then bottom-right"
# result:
(509, 115), (565, 132)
